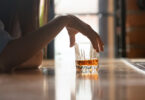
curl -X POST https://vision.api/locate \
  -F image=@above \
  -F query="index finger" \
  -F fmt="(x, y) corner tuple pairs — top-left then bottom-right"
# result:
(97, 35), (104, 52)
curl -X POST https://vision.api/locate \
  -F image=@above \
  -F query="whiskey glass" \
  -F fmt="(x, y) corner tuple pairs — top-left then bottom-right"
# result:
(75, 42), (99, 73)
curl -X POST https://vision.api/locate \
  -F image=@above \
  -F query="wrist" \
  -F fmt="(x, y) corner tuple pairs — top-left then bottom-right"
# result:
(64, 15), (74, 26)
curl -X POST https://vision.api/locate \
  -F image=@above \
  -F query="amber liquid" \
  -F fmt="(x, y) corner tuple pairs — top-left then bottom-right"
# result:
(77, 72), (99, 80)
(76, 59), (99, 72)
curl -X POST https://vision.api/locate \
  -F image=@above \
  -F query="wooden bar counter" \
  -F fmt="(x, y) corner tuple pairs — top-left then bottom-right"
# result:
(0, 59), (145, 100)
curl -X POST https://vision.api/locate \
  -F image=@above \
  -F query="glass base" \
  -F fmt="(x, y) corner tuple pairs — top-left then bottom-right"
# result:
(76, 65), (99, 73)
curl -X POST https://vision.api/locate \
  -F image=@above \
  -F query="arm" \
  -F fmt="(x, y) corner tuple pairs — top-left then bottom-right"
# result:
(0, 15), (104, 72)
(0, 16), (69, 71)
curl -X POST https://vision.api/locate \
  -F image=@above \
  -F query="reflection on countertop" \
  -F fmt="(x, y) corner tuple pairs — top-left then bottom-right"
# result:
(0, 59), (145, 100)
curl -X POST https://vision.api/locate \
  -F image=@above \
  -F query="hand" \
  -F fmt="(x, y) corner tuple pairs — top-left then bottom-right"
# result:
(66, 27), (78, 47)
(66, 15), (104, 52)
(87, 29), (104, 52)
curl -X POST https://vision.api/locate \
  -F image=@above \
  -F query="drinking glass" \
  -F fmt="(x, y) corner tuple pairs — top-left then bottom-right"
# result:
(75, 42), (99, 73)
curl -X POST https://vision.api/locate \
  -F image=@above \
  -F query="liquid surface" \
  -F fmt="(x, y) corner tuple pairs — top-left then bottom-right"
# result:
(76, 59), (98, 66)
(76, 59), (99, 72)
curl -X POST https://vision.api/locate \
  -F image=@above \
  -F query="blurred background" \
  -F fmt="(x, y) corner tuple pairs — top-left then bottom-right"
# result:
(40, 0), (145, 59)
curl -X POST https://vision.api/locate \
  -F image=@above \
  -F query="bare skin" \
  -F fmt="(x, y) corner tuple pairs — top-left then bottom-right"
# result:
(0, 15), (104, 72)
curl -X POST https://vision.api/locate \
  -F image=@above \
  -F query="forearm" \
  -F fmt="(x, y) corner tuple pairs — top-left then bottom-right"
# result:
(0, 15), (69, 69)
(16, 50), (43, 69)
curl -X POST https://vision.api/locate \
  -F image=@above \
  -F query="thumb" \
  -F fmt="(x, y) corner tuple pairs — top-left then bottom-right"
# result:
(69, 34), (75, 47)
(66, 27), (78, 47)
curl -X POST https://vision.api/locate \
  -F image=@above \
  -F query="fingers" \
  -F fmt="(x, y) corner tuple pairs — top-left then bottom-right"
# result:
(66, 16), (104, 51)
(89, 34), (104, 52)
(90, 38), (99, 52)
(97, 35), (104, 52)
